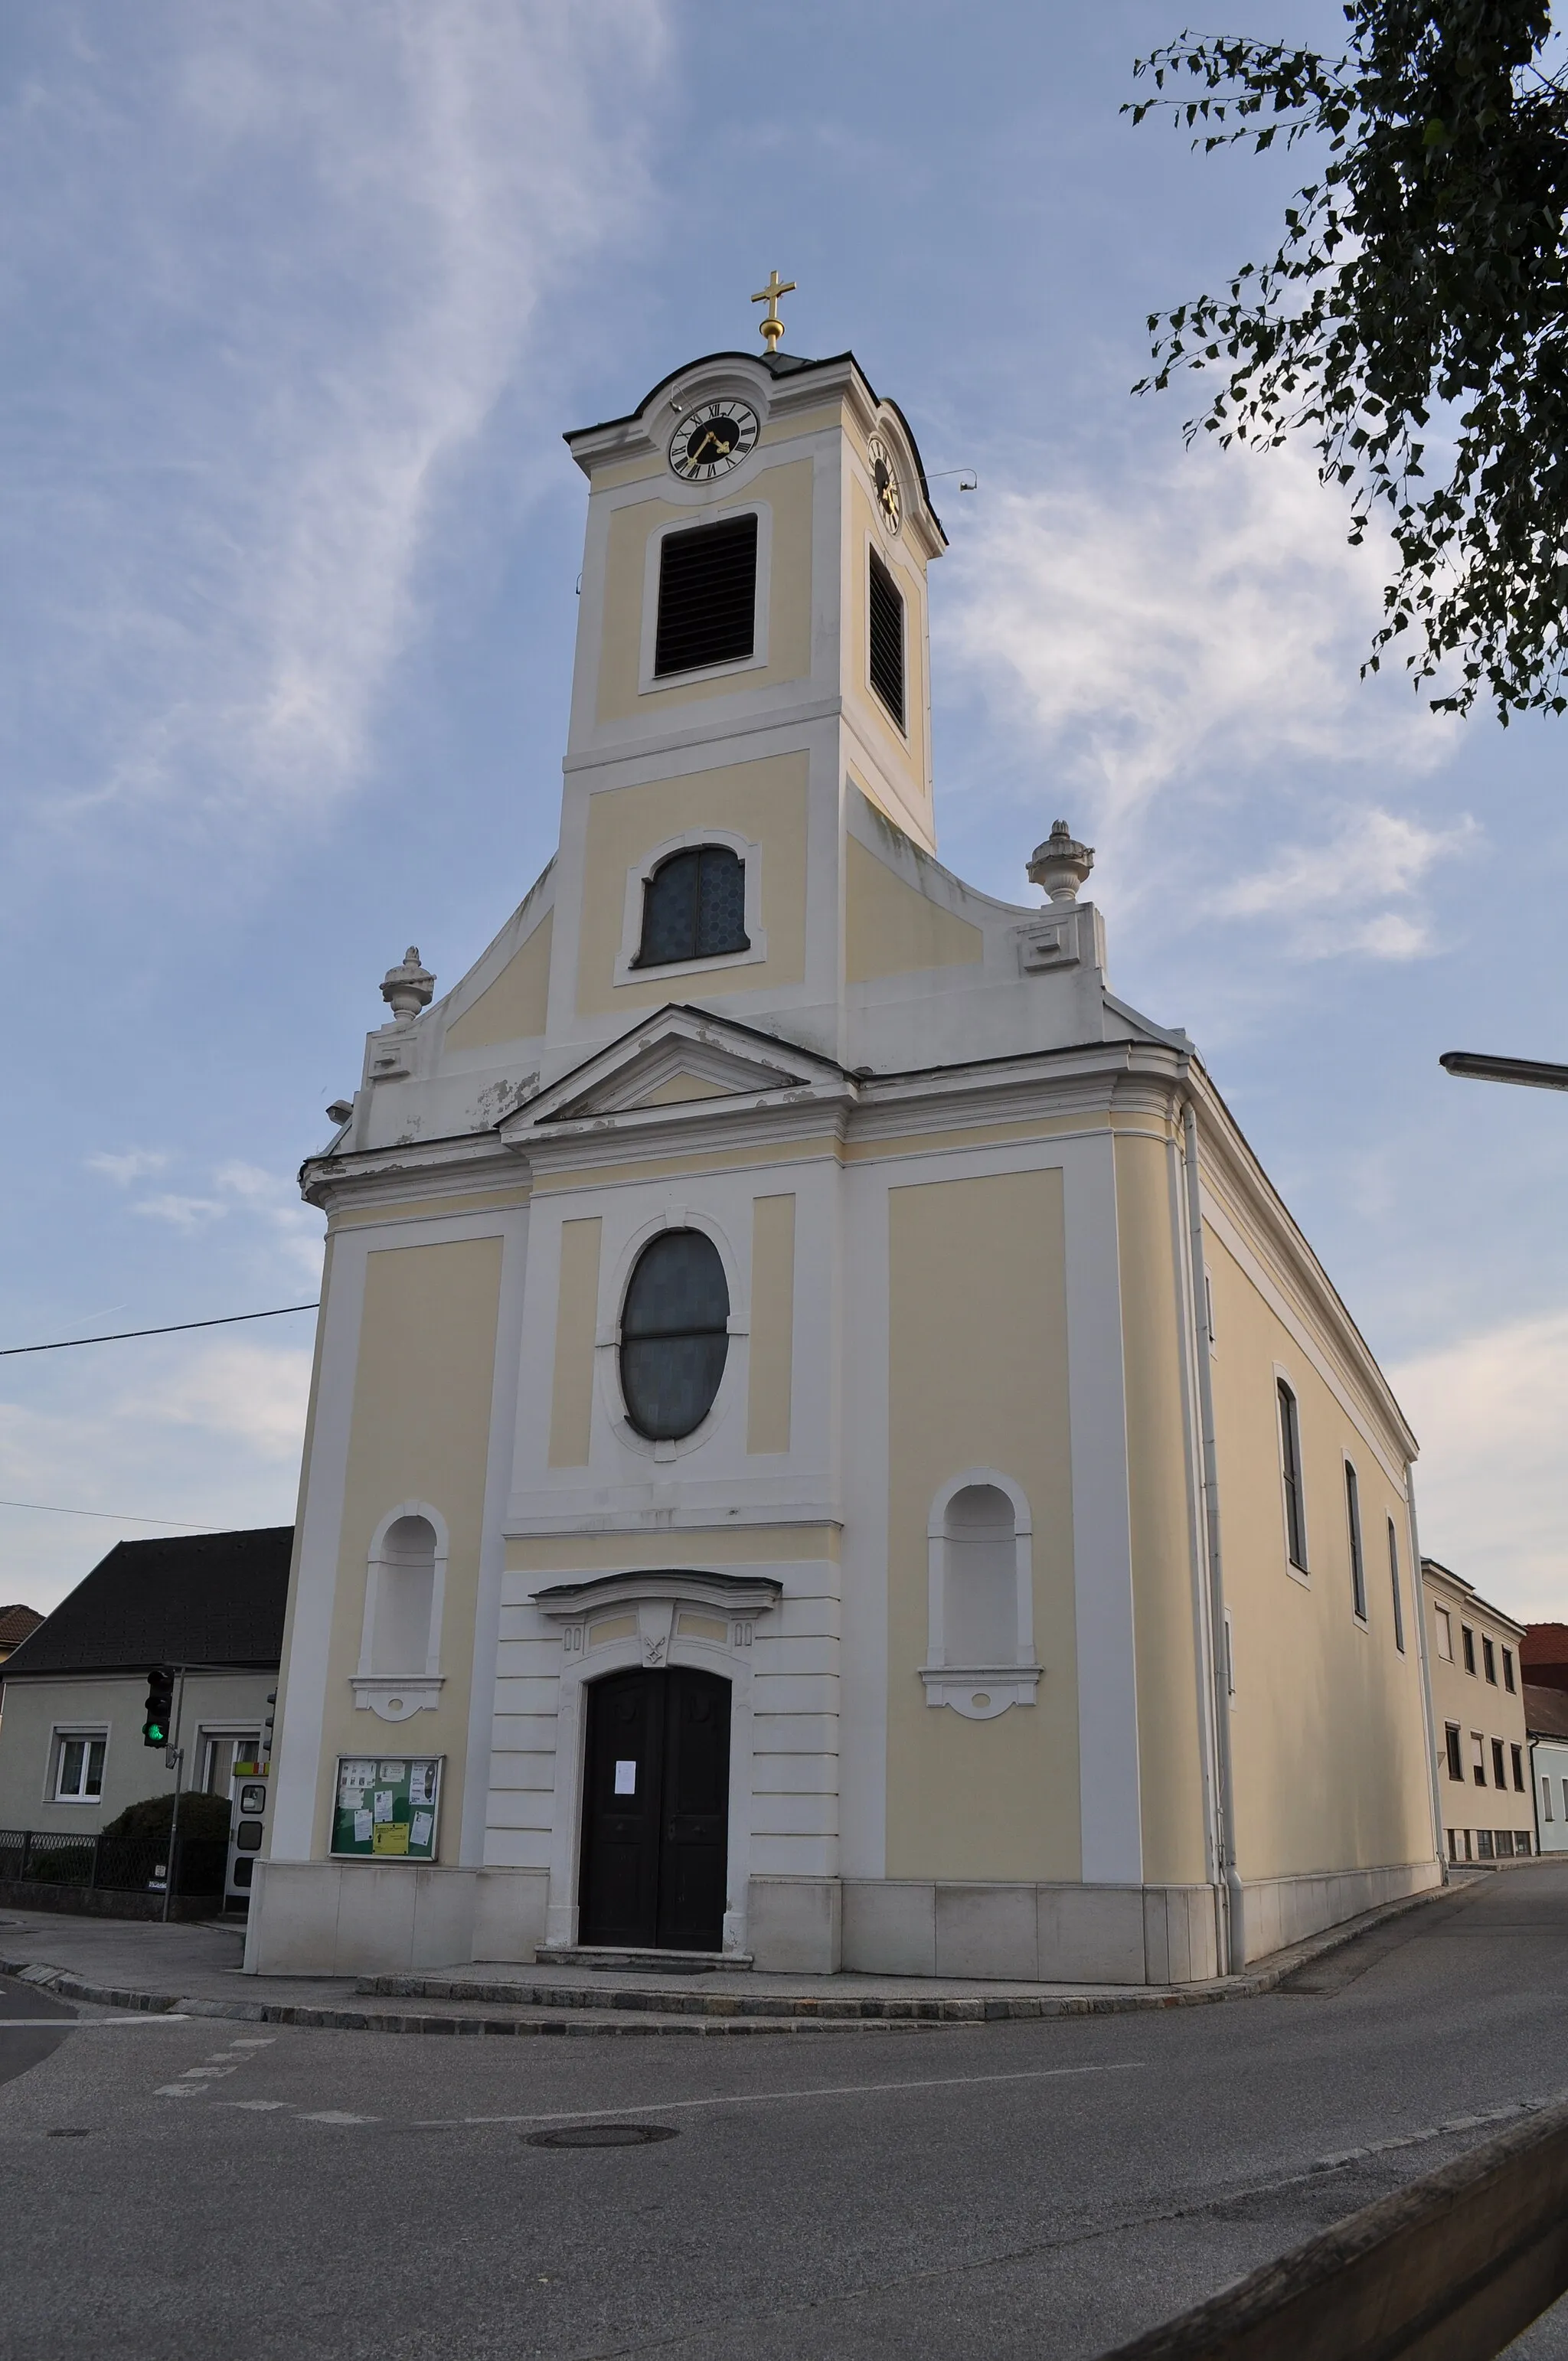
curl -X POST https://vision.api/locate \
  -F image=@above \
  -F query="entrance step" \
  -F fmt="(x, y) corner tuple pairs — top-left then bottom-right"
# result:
(544, 1945), (750, 1974)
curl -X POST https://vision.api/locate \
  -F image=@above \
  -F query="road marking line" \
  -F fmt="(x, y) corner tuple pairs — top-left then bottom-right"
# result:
(416, 2058), (1148, 2129)
(153, 2084), (206, 2098)
(299, 2111), (381, 2124)
(221, 2099), (289, 2111)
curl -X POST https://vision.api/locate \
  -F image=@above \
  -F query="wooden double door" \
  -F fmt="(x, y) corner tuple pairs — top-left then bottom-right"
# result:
(579, 1667), (731, 1952)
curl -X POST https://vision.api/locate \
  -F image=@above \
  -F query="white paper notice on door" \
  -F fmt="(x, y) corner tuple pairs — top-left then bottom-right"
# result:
(613, 1760), (636, 1795)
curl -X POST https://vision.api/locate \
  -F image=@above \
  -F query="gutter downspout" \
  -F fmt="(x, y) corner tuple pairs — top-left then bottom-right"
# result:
(1182, 1099), (1246, 1973)
(1406, 1467), (1449, 1886)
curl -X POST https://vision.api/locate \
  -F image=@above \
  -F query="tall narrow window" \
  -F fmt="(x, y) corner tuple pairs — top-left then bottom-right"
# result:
(867, 549), (906, 728)
(1511, 1743), (1525, 1792)
(1503, 1646), (1517, 1694)
(1472, 1733), (1487, 1787)
(634, 846), (749, 968)
(1434, 1605), (1453, 1661)
(1491, 1737), (1507, 1788)
(54, 1734), (106, 1801)
(1387, 1520), (1406, 1652)
(1482, 1635), (1498, 1685)
(653, 514), (758, 678)
(1462, 1625), (1477, 1674)
(619, 1229), (730, 1441)
(1445, 1724), (1463, 1781)
(1277, 1380), (1308, 1570)
(1345, 1462), (1367, 1621)
(1544, 1776), (1555, 1824)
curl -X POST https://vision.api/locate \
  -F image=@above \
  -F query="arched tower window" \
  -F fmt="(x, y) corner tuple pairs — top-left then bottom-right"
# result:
(370, 1514), (438, 1675)
(633, 846), (749, 969)
(620, 1229), (730, 1440)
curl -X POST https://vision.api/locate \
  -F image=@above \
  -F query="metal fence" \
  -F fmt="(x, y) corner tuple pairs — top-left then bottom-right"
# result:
(0, 1827), (227, 1899)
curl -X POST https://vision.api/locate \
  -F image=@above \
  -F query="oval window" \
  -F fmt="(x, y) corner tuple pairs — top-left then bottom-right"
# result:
(619, 1229), (730, 1440)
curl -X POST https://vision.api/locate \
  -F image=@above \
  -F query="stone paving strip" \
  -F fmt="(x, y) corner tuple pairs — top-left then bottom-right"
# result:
(0, 1877), (1488, 2041)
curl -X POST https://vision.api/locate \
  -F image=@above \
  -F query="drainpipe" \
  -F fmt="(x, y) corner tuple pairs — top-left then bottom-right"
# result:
(1405, 1468), (1449, 1884)
(1181, 1099), (1246, 1973)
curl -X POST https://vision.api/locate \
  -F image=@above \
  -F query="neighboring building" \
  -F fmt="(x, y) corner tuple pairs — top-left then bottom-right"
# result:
(0, 1605), (44, 1665)
(1521, 1625), (1568, 1695)
(0, 1532), (289, 1864)
(250, 315), (1441, 1986)
(1524, 1683), (1568, 1856)
(1421, 1559), (1534, 1863)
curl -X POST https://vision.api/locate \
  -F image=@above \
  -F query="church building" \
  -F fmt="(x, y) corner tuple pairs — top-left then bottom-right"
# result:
(247, 292), (1444, 1984)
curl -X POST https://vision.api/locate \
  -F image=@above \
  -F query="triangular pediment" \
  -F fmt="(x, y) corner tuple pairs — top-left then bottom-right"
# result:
(498, 1007), (849, 1138)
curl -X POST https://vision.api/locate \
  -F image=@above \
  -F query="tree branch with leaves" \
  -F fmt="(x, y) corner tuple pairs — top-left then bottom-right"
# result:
(1128, 2), (1568, 719)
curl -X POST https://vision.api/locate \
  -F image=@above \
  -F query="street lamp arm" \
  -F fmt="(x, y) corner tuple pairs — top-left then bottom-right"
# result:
(1440, 1050), (1568, 1092)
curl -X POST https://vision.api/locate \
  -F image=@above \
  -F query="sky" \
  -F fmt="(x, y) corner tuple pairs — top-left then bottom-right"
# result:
(2, 1), (1564, 1622)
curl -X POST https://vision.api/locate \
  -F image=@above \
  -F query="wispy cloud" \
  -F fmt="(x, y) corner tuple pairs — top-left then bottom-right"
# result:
(0, 1), (667, 854)
(1216, 808), (1480, 960)
(87, 1149), (170, 1185)
(133, 1161), (322, 1283)
(938, 438), (1458, 832)
(134, 1339), (312, 1462)
(1390, 1309), (1568, 1619)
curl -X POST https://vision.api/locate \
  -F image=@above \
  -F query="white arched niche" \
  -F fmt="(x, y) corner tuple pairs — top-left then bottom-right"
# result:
(353, 1503), (449, 1723)
(921, 1471), (1042, 1721)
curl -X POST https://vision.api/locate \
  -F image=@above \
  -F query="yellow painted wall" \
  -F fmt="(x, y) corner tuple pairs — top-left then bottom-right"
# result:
(315, 1236), (503, 1861)
(844, 834), (983, 982)
(595, 459), (813, 724)
(574, 753), (808, 1017)
(445, 912), (552, 1051)
(1204, 1220), (1433, 1880)
(885, 1170), (1078, 1880)
(1114, 1134), (1209, 1885)
(747, 1194), (795, 1453)
(547, 1219), (602, 1468)
(505, 1524), (840, 1575)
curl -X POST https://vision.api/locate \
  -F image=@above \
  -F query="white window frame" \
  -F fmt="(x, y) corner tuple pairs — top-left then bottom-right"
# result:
(352, 1501), (449, 1724)
(614, 826), (768, 988)
(921, 1468), (1041, 1719)
(1434, 1604), (1453, 1661)
(638, 501), (773, 695)
(50, 1726), (109, 1804)
(1273, 1365), (1310, 1582)
(198, 1726), (263, 1794)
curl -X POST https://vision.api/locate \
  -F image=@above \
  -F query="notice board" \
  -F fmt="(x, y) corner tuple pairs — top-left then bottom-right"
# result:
(330, 1755), (443, 1860)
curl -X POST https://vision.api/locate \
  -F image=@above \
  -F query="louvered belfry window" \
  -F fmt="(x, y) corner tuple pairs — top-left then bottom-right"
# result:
(868, 549), (906, 728)
(634, 846), (749, 968)
(653, 514), (758, 677)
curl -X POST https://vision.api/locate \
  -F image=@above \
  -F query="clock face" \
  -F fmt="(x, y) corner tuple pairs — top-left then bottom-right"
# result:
(867, 434), (902, 532)
(669, 400), (760, 482)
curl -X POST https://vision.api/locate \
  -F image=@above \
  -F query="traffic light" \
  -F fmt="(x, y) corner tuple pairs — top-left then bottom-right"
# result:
(142, 1666), (175, 1749)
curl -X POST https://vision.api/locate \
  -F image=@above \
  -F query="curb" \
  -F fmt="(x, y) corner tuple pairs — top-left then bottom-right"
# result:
(0, 1872), (1483, 2039)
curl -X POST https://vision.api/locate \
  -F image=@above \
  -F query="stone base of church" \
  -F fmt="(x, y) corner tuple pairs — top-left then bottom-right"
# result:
(748, 1876), (1224, 1984)
(1233, 1858), (1441, 1967)
(243, 1861), (548, 1977)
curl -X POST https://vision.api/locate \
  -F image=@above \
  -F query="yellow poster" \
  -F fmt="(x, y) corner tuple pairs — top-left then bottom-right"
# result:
(371, 1821), (410, 1855)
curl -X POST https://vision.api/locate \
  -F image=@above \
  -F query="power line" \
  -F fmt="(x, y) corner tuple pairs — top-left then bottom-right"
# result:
(0, 1301), (319, 1357)
(0, 1497), (223, 1531)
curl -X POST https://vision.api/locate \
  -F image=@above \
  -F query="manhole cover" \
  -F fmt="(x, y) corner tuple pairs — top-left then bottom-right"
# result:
(527, 2122), (678, 2149)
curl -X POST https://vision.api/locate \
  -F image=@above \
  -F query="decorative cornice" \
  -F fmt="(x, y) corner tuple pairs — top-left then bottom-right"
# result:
(529, 1569), (783, 1619)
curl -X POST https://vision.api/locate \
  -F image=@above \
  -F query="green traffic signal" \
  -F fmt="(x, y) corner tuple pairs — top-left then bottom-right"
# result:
(142, 1666), (175, 1749)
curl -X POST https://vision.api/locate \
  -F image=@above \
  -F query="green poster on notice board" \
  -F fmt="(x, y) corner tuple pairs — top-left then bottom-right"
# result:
(330, 1755), (443, 1860)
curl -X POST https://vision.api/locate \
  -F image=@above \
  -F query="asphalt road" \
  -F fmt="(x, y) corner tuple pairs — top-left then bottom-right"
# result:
(5, 1868), (1568, 2360)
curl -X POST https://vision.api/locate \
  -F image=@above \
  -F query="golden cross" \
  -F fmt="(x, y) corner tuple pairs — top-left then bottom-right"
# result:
(750, 269), (796, 353)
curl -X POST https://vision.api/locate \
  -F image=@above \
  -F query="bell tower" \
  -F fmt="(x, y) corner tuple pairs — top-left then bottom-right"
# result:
(541, 282), (947, 1070)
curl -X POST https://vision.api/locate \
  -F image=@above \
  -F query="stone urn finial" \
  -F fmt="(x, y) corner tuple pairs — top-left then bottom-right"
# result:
(1027, 821), (1095, 904)
(380, 945), (434, 1025)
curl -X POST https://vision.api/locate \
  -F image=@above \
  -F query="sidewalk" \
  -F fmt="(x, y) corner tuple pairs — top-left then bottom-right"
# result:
(0, 1875), (1485, 2038)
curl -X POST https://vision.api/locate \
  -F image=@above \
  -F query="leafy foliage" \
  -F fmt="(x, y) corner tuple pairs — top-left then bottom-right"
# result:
(101, 1790), (233, 1841)
(1128, 3), (1568, 719)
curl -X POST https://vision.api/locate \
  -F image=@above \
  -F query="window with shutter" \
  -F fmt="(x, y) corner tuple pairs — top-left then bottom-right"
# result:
(633, 846), (749, 968)
(867, 549), (905, 728)
(653, 514), (758, 677)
